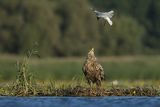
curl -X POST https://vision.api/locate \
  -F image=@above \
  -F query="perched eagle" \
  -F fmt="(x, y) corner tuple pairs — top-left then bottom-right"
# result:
(82, 48), (104, 87)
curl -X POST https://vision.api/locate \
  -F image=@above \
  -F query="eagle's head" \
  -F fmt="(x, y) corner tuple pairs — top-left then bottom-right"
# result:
(88, 48), (94, 55)
(87, 48), (96, 61)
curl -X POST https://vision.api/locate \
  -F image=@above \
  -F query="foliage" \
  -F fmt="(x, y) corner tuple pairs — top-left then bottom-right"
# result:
(0, 0), (160, 56)
(0, 0), (60, 56)
(100, 15), (145, 55)
(11, 47), (38, 96)
(54, 0), (101, 56)
(1, 55), (160, 81)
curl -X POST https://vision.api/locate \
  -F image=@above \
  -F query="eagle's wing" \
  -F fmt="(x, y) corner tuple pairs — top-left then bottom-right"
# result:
(82, 63), (87, 76)
(95, 63), (105, 80)
(83, 63), (93, 76)
(95, 63), (103, 71)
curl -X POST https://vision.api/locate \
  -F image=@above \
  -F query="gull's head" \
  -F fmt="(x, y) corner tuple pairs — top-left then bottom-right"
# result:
(90, 8), (97, 13)
(90, 8), (93, 10)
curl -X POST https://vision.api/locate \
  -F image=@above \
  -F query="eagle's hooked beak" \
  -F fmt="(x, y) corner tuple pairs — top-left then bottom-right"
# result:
(89, 48), (94, 53)
(88, 48), (95, 56)
(91, 48), (94, 52)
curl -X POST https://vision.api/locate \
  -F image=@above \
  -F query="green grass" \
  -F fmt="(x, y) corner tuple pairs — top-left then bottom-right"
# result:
(0, 55), (160, 81)
(0, 54), (160, 96)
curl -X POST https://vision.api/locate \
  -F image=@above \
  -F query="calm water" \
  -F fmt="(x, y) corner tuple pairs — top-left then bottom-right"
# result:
(0, 96), (160, 107)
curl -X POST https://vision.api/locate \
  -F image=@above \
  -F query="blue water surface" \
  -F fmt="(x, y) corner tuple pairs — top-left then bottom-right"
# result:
(0, 96), (160, 107)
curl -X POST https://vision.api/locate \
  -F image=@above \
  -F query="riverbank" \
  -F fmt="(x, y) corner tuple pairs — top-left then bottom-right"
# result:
(0, 81), (159, 96)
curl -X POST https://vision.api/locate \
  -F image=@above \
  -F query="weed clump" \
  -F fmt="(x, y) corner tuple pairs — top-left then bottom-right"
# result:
(11, 46), (39, 96)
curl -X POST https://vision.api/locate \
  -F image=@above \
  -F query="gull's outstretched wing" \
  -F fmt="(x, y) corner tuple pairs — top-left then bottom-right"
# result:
(105, 10), (114, 18)
(104, 17), (113, 26)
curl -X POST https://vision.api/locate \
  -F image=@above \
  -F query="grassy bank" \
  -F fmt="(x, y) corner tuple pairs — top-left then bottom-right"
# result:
(0, 54), (160, 96)
(0, 80), (160, 96)
(0, 55), (160, 81)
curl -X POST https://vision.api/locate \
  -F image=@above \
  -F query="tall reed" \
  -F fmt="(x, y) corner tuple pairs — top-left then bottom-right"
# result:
(12, 44), (39, 96)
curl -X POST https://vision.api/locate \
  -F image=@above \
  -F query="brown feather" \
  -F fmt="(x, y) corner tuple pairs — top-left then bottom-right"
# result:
(82, 48), (105, 87)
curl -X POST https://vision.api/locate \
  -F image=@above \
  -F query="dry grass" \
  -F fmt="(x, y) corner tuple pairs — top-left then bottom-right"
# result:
(0, 80), (159, 97)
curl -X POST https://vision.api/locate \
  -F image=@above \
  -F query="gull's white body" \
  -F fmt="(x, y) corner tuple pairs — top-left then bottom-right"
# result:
(93, 10), (114, 26)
